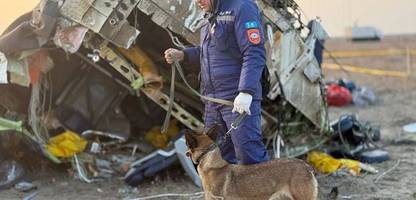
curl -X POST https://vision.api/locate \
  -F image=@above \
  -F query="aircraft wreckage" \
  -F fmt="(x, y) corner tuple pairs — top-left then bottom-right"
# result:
(0, 0), (330, 186)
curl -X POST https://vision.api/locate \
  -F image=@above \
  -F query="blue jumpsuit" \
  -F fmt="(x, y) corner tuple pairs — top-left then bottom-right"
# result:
(183, 0), (269, 164)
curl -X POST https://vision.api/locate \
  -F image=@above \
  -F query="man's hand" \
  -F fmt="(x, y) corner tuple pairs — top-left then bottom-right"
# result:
(232, 92), (252, 115)
(164, 48), (185, 64)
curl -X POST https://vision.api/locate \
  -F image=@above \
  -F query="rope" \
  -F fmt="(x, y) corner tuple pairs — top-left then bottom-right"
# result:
(164, 28), (187, 50)
(374, 159), (401, 183)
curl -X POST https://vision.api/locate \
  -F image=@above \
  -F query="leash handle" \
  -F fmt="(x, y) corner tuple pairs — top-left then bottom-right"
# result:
(161, 55), (177, 134)
(221, 112), (248, 145)
(231, 112), (247, 129)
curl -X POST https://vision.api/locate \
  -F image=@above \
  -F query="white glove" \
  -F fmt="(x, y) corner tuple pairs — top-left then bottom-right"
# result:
(232, 92), (253, 115)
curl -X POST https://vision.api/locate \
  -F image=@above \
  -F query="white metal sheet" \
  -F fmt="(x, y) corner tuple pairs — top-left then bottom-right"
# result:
(0, 52), (7, 84)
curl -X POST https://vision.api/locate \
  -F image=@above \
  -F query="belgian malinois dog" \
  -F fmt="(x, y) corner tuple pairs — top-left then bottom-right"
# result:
(184, 128), (318, 200)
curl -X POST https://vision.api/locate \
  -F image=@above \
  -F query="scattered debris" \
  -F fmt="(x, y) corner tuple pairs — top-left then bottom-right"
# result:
(118, 185), (139, 198)
(144, 120), (180, 149)
(0, 160), (24, 189)
(327, 84), (352, 107)
(352, 87), (377, 107)
(331, 115), (381, 147)
(307, 151), (377, 176)
(47, 131), (87, 158)
(403, 123), (416, 133)
(14, 181), (37, 192)
(22, 191), (39, 200)
(358, 149), (390, 164)
(337, 79), (357, 92)
(124, 140), (180, 187)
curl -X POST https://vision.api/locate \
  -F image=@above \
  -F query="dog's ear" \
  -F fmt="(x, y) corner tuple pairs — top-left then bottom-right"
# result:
(205, 125), (219, 142)
(184, 129), (198, 149)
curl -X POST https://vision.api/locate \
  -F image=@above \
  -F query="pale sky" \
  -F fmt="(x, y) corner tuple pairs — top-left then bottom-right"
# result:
(297, 0), (416, 37)
(1, 0), (415, 37)
(0, 1), (38, 34)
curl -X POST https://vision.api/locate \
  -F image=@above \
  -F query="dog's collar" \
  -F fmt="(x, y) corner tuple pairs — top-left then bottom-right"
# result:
(195, 143), (217, 164)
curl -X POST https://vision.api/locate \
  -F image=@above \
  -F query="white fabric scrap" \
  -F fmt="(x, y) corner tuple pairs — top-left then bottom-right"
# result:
(53, 26), (89, 54)
(7, 58), (30, 87)
(0, 52), (8, 84)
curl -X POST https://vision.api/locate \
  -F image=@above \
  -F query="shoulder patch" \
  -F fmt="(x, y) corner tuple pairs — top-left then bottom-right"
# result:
(245, 21), (258, 29)
(247, 29), (261, 45)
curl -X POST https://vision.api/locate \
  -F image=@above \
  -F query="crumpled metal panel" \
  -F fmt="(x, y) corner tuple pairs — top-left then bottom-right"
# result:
(136, 0), (205, 45)
(84, 40), (205, 133)
(258, 1), (291, 32)
(272, 29), (326, 128)
(60, 0), (102, 31)
(60, 0), (140, 48)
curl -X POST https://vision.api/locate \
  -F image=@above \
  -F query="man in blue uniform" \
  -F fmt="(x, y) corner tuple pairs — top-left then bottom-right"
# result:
(164, 0), (269, 165)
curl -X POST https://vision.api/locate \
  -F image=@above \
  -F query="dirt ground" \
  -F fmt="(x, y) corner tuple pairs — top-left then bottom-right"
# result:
(1, 35), (416, 200)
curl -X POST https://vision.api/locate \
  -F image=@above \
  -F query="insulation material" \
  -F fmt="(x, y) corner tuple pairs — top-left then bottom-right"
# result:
(117, 46), (163, 90)
(7, 58), (30, 87)
(145, 120), (180, 149)
(53, 26), (89, 54)
(307, 151), (361, 176)
(29, 74), (52, 143)
(47, 131), (88, 158)
(26, 50), (54, 85)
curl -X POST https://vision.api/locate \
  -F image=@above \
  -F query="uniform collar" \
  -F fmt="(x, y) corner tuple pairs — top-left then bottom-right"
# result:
(204, 0), (221, 18)
(212, 0), (221, 15)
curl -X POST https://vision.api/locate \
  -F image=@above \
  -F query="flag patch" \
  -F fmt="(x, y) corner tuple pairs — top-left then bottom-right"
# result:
(245, 21), (258, 29)
(247, 29), (261, 45)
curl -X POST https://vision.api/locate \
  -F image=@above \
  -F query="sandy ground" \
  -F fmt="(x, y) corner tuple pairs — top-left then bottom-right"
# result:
(318, 35), (416, 200)
(1, 35), (416, 200)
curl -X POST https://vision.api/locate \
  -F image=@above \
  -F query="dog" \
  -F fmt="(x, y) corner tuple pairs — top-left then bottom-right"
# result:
(184, 128), (318, 200)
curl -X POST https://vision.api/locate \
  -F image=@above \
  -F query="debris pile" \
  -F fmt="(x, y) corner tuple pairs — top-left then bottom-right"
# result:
(0, 0), (388, 188)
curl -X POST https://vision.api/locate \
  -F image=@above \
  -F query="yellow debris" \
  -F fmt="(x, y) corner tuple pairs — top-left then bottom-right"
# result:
(46, 131), (87, 158)
(339, 159), (361, 176)
(307, 151), (361, 176)
(118, 46), (163, 90)
(145, 120), (180, 149)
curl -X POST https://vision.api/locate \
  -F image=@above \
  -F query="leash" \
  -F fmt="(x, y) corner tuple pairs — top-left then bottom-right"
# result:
(171, 56), (234, 106)
(193, 113), (248, 163)
(161, 55), (247, 134)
